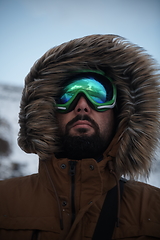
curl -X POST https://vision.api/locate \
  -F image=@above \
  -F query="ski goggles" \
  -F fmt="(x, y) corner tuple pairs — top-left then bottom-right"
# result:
(55, 70), (116, 113)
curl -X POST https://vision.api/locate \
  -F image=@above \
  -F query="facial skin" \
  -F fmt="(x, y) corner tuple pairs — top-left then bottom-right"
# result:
(56, 96), (115, 159)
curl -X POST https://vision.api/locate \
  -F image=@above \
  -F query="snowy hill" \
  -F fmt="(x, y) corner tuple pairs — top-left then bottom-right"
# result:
(0, 83), (160, 187)
(0, 84), (38, 179)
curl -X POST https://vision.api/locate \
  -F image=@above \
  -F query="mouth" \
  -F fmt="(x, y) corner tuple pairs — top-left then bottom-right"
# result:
(72, 120), (93, 129)
(65, 115), (99, 135)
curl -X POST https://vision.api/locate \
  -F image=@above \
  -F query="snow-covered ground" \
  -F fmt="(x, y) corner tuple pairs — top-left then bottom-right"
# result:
(0, 84), (160, 188)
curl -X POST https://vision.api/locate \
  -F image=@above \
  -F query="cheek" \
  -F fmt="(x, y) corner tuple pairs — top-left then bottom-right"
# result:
(56, 113), (72, 133)
(98, 110), (115, 135)
(56, 114), (66, 132)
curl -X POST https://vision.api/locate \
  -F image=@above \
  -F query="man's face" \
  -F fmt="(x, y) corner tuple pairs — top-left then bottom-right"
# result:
(56, 96), (115, 159)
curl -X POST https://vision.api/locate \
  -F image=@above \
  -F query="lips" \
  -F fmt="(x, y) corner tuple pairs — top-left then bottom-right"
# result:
(65, 115), (99, 134)
(72, 120), (93, 128)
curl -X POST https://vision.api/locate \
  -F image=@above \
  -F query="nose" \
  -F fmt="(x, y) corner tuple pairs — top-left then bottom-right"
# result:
(74, 96), (91, 114)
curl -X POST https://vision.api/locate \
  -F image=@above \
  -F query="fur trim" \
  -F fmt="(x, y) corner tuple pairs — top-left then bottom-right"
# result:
(18, 34), (160, 178)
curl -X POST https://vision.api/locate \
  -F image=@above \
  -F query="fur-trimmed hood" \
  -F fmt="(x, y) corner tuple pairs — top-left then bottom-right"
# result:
(18, 34), (160, 178)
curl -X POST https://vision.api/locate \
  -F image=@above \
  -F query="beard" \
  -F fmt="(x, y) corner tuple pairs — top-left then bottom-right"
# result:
(57, 115), (112, 160)
(58, 134), (108, 160)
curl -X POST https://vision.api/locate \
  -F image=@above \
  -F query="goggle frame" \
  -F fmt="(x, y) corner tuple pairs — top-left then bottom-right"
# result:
(56, 70), (117, 113)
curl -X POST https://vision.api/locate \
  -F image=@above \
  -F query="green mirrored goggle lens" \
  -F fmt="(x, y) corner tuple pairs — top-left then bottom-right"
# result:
(60, 78), (107, 104)
(56, 73), (116, 112)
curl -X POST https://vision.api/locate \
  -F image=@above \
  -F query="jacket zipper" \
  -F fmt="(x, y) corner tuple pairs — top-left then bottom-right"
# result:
(69, 161), (77, 225)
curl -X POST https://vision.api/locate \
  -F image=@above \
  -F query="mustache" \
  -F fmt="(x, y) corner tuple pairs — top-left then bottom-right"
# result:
(65, 114), (99, 133)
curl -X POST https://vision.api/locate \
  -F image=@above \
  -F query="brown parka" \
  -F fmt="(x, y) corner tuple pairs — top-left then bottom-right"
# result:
(0, 154), (160, 239)
(0, 34), (160, 239)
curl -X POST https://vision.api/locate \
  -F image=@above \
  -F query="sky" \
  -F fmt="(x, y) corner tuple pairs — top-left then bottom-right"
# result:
(0, 0), (160, 87)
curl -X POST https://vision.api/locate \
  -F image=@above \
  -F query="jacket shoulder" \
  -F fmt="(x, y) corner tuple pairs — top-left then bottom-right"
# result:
(123, 180), (160, 215)
(114, 181), (160, 239)
(0, 174), (39, 193)
(124, 180), (160, 201)
(0, 174), (39, 213)
(0, 174), (61, 235)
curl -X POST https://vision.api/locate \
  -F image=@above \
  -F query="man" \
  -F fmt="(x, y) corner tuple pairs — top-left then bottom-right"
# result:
(0, 34), (160, 240)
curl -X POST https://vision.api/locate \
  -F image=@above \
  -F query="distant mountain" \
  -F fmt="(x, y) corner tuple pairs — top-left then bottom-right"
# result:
(0, 84), (160, 187)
